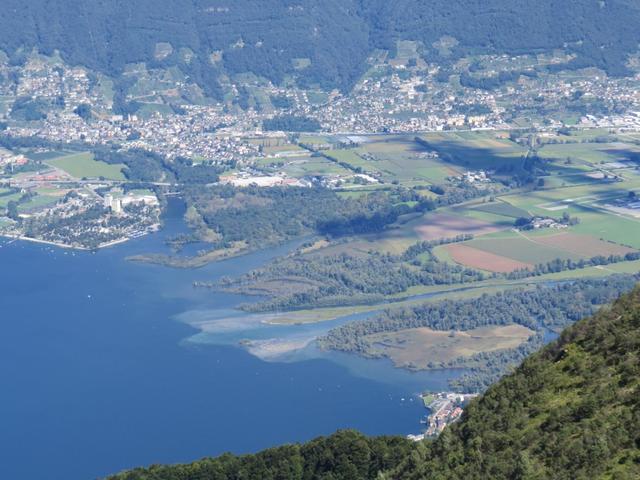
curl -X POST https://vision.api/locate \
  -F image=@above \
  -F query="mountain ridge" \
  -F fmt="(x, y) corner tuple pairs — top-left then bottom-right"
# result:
(3, 1), (640, 95)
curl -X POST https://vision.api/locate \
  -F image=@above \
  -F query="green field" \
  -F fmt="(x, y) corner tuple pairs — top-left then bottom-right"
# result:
(466, 235), (585, 264)
(538, 173), (604, 189)
(44, 152), (126, 180)
(419, 131), (527, 172)
(281, 157), (352, 177)
(298, 135), (330, 145)
(28, 150), (76, 161)
(17, 194), (58, 213)
(538, 141), (640, 165)
(323, 138), (461, 186)
(324, 149), (370, 169)
(470, 200), (529, 219)
(262, 144), (306, 155)
(570, 210), (640, 249)
(502, 183), (640, 248)
(0, 192), (22, 208)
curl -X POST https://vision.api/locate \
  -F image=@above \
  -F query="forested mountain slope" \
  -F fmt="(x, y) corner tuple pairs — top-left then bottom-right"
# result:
(362, 0), (640, 75)
(109, 286), (640, 479)
(107, 431), (414, 480)
(3, 0), (640, 94)
(392, 286), (640, 479)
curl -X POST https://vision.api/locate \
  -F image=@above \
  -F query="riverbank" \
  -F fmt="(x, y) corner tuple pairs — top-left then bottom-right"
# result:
(229, 260), (640, 327)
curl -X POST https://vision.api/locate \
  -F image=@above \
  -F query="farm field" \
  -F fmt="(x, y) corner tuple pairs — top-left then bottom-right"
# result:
(441, 228), (638, 272)
(298, 135), (330, 145)
(466, 235), (585, 264)
(233, 129), (640, 325)
(44, 152), (126, 180)
(280, 157), (352, 177)
(316, 226), (421, 255)
(531, 232), (637, 257)
(323, 137), (462, 185)
(364, 324), (535, 369)
(450, 207), (516, 227)
(261, 144), (306, 156)
(501, 183), (640, 249)
(469, 200), (529, 219)
(323, 149), (370, 169)
(445, 243), (532, 273)
(537, 173), (605, 189)
(409, 212), (504, 240)
(537, 141), (640, 165)
(569, 211), (640, 249)
(309, 208), (511, 256)
(504, 183), (633, 215)
(419, 131), (527, 172)
(335, 209), (510, 257)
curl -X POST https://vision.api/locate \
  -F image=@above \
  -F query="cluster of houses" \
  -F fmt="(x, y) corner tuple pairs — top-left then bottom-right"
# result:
(454, 170), (491, 184)
(16, 58), (97, 107)
(0, 151), (27, 168)
(412, 392), (479, 439)
(3, 46), (640, 179)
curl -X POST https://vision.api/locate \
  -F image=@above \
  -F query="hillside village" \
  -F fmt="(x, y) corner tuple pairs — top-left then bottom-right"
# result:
(2, 47), (640, 168)
(2, 45), (640, 251)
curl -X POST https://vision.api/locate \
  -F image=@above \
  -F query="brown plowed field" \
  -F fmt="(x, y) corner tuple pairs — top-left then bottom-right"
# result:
(413, 213), (502, 240)
(532, 232), (637, 257)
(446, 244), (533, 273)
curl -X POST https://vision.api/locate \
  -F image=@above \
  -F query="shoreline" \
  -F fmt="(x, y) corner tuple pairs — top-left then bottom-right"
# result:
(0, 227), (157, 251)
(0, 233), (91, 250)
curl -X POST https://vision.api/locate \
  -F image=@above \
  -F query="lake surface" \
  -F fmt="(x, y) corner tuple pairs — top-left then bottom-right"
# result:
(0, 200), (460, 480)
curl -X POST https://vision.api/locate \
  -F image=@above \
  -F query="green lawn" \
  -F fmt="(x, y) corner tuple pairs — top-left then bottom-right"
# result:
(0, 192), (22, 208)
(18, 194), (58, 212)
(45, 152), (126, 180)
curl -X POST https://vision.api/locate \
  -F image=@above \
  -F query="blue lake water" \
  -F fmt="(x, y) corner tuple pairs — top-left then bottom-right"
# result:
(0, 200), (460, 480)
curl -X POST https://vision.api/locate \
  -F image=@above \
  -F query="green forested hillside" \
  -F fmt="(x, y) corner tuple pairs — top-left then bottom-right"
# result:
(108, 286), (640, 480)
(107, 431), (414, 480)
(3, 1), (640, 94)
(392, 286), (640, 479)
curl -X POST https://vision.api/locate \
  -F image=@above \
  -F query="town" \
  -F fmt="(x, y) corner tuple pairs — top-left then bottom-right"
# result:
(2, 45), (640, 167)
(0, 148), (161, 249)
(407, 392), (479, 441)
(2, 44), (640, 250)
